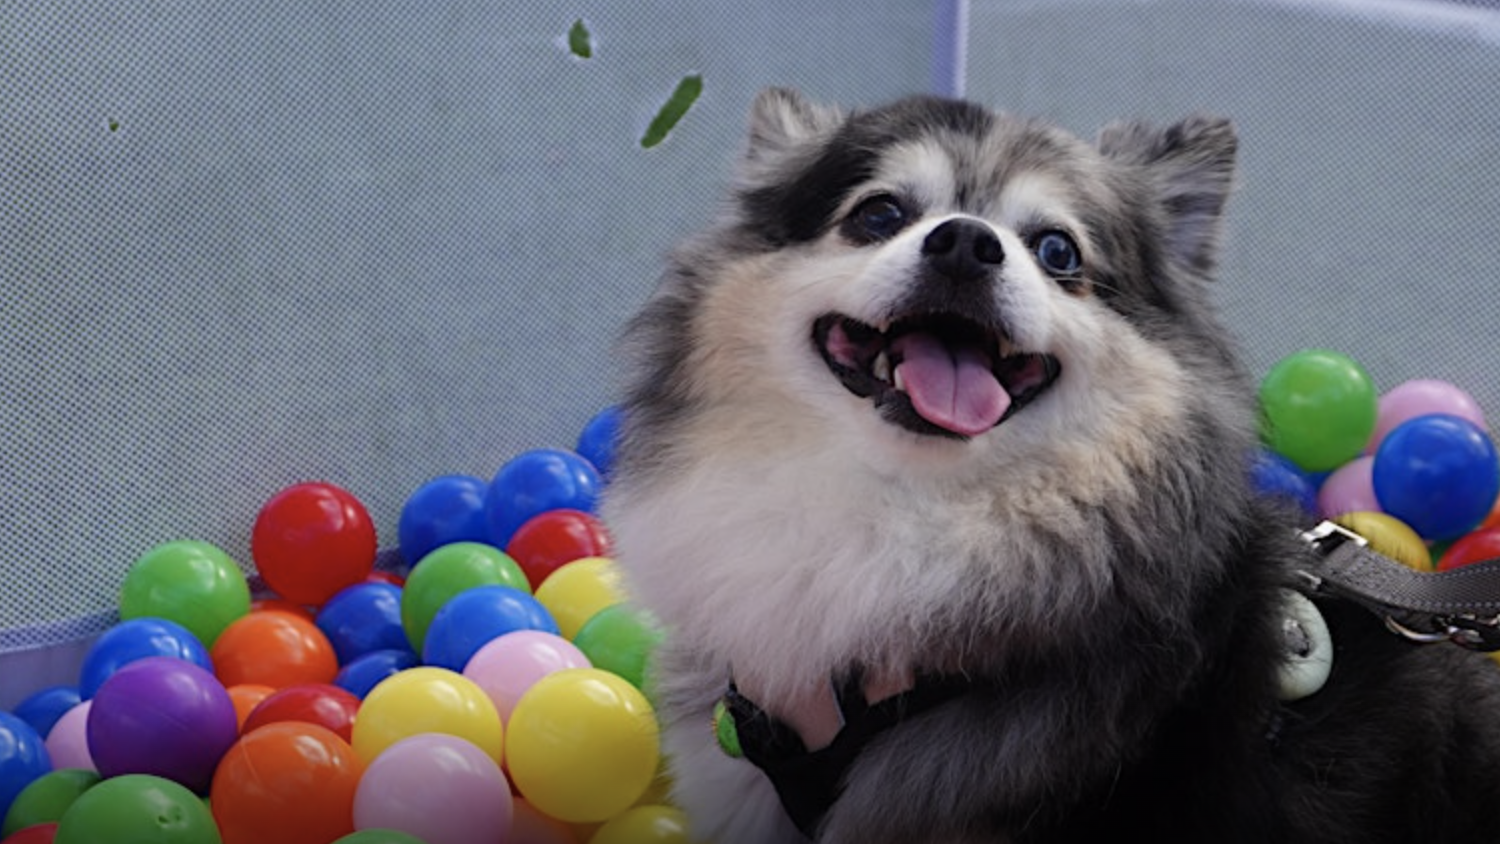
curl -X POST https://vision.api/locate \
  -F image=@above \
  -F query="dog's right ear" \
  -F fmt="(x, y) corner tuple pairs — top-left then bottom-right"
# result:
(744, 88), (843, 164)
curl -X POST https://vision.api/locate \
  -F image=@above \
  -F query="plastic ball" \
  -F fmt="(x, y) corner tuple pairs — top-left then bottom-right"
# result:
(1316, 456), (1379, 519)
(1332, 512), (1431, 571)
(241, 683), (360, 743)
(588, 805), (690, 844)
(397, 474), (491, 568)
(210, 610), (338, 690)
(333, 649), (421, 700)
(2, 769), (101, 838)
(0, 713), (53, 825)
(40, 704), (92, 772)
(119, 540), (250, 648)
(352, 733), (513, 844)
(1370, 378), (1486, 453)
(575, 405), (622, 481)
(331, 831), (430, 844)
(209, 722), (362, 844)
(1246, 449), (1316, 516)
(534, 557), (626, 640)
(86, 657), (237, 793)
(1258, 349), (1377, 472)
(252, 481), (377, 606)
(461, 630), (591, 723)
(78, 617), (212, 699)
(485, 449), (604, 548)
(351, 667), (504, 766)
(506, 509), (614, 591)
(572, 604), (663, 691)
(400, 542), (529, 654)
(316, 583), (411, 665)
(1437, 527), (1500, 572)
(1373, 414), (1500, 542)
(1, 822), (57, 844)
(422, 586), (559, 672)
(506, 668), (661, 823)
(250, 598), (317, 622)
(225, 684), (276, 732)
(54, 774), (220, 844)
(12, 688), (81, 741)
(509, 799), (579, 844)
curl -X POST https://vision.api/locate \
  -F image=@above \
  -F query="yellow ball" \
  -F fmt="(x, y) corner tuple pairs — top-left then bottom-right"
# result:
(351, 666), (504, 765)
(507, 667), (660, 823)
(589, 805), (690, 844)
(1333, 511), (1432, 571)
(534, 556), (626, 639)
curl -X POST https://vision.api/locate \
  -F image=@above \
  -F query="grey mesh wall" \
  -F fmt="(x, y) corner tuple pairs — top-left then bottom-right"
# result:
(4, 0), (1498, 709)
(0, 0), (945, 706)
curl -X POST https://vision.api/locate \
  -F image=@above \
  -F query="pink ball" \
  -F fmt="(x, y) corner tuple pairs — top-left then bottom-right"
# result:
(43, 701), (95, 772)
(352, 732), (513, 844)
(1318, 456), (1380, 519)
(461, 630), (590, 723)
(1370, 379), (1487, 453)
(509, 798), (581, 844)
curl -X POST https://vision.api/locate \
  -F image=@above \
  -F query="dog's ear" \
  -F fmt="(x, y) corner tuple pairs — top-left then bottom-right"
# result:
(1097, 115), (1237, 275)
(744, 88), (843, 164)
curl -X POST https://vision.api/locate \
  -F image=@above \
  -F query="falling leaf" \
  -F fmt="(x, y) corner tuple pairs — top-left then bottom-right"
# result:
(568, 19), (592, 59)
(641, 74), (702, 149)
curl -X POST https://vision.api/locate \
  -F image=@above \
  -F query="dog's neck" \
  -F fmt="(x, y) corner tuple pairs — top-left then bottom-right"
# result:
(734, 666), (918, 751)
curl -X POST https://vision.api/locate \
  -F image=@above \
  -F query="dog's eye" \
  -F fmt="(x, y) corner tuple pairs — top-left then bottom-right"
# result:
(843, 194), (909, 244)
(1032, 231), (1082, 275)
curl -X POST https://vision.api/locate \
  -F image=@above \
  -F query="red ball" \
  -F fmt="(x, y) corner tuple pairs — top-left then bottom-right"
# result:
(210, 722), (362, 844)
(1437, 527), (1500, 572)
(252, 482), (377, 606)
(241, 683), (360, 742)
(211, 610), (339, 690)
(506, 508), (613, 590)
(1, 824), (58, 844)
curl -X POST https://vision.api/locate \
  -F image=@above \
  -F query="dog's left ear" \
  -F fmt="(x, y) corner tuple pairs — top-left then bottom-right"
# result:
(1097, 115), (1237, 275)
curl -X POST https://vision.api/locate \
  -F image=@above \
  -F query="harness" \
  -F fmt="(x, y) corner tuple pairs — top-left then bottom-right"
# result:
(710, 520), (1500, 837)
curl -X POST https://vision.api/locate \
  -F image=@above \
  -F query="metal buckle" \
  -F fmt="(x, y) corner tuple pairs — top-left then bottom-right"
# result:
(1384, 613), (1500, 652)
(1298, 520), (1368, 554)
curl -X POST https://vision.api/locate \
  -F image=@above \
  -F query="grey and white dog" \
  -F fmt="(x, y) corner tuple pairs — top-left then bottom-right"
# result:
(601, 88), (1500, 843)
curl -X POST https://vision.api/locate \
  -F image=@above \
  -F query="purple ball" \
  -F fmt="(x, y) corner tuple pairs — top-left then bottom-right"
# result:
(86, 656), (238, 793)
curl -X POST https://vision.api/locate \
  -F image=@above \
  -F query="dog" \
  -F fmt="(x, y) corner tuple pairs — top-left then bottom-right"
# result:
(599, 88), (1500, 843)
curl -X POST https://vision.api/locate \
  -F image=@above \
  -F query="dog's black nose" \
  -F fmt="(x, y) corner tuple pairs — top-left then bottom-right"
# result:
(921, 218), (1004, 282)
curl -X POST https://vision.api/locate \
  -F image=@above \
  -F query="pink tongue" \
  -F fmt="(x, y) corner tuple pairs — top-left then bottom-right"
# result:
(892, 333), (1011, 436)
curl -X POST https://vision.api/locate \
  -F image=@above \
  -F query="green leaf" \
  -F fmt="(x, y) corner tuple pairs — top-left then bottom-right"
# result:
(567, 19), (592, 59)
(641, 74), (702, 149)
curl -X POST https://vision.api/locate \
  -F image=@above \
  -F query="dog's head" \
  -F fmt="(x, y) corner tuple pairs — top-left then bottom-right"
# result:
(616, 89), (1251, 489)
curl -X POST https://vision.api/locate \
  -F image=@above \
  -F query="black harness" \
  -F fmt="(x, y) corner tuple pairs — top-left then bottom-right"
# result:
(713, 521), (1500, 837)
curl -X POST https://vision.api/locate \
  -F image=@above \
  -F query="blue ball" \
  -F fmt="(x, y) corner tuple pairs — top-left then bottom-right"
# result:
(1248, 448), (1318, 516)
(485, 448), (603, 548)
(398, 474), (491, 567)
(576, 405), (623, 480)
(333, 648), (421, 699)
(315, 582), (412, 665)
(1373, 413), (1500, 542)
(421, 585), (559, 672)
(12, 684), (82, 739)
(79, 617), (212, 699)
(0, 710), (52, 822)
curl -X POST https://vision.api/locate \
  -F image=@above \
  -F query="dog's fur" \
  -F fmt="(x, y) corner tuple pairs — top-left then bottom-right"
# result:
(600, 89), (1500, 843)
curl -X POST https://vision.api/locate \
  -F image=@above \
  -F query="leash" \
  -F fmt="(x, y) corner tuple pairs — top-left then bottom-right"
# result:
(1296, 520), (1500, 651)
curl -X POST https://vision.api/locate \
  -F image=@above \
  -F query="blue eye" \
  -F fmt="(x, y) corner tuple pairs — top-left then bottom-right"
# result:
(844, 194), (909, 243)
(1032, 231), (1082, 275)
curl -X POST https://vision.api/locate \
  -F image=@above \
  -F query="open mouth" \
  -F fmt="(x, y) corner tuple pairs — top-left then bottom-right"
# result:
(812, 312), (1061, 439)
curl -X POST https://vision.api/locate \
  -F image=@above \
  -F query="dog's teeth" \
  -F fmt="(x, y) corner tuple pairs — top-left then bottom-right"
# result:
(873, 351), (891, 383)
(893, 364), (905, 392)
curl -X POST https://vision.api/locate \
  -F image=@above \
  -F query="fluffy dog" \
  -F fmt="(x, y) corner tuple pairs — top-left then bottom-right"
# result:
(600, 88), (1500, 843)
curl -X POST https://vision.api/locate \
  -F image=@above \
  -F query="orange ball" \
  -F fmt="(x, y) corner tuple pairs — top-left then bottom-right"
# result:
(226, 683), (276, 732)
(210, 721), (363, 844)
(211, 610), (338, 690)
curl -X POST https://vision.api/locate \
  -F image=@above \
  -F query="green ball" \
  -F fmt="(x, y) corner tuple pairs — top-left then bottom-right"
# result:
(401, 541), (529, 653)
(572, 603), (663, 691)
(2, 768), (101, 837)
(120, 540), (251, 647)
(55, 774), (221, 844)
(331, 831), (429, 844)
(1258, 348), (1377, 472)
